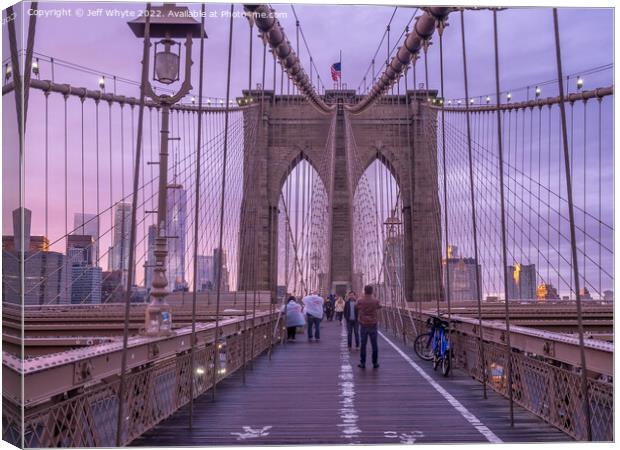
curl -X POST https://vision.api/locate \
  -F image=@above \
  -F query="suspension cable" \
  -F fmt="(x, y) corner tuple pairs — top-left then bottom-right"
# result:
(492, 9), (515, 427)
(460, 9), (487, 399)
(552, 8), (592, 440)
(212, 3), (235, 400)
(115, 4), (150, 445)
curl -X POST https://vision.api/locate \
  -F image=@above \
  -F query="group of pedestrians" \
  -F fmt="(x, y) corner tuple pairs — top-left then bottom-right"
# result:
(282, 285), (381, 369)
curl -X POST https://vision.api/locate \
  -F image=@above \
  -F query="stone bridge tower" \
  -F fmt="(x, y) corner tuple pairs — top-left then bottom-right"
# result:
(238, 90), (442, 302)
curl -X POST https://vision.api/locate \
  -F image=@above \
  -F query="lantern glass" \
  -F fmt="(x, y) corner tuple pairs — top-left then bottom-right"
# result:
(154, 39), (181, 85)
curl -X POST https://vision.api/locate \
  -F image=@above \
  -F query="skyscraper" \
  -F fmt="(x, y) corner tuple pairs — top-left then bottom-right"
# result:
(196, 254), (215, 291)
(101, 270), (124, 303)
(73, 213), (99, 264)
(166, 188), (187, 291)
(443, 257), (481, 302)
(70, 265), (102, 304)
(536, 283), (559, 300)
(507, 263), (537, 300)
(214, 247), (230, 293)
(109, 202), (132, 284)
(2, 208), (70, 305)
(66, 235), (94, 266)
(67, 234), (101, 304)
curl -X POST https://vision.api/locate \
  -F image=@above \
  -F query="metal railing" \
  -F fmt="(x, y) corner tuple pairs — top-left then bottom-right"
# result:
(380, 306), (613, 441)
(2, 311), (284, 447)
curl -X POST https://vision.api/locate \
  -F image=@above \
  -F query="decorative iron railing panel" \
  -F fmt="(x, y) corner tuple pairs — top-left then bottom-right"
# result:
(2, 313), (283, 447)
(380, 306), (613, 441)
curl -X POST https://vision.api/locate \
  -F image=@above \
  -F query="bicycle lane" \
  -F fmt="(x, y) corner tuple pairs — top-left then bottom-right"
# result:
(350, 327), (572, 444)
(346, 328), (500, 444)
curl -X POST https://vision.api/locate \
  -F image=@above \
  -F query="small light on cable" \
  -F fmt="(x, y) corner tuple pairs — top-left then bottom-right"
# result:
(98, 76), (105, 91)
(506, 92), (512, 102)
(535, 86), (541, 98)
(32, 58), (40, 78)
(469, 98), (474, 105)
(485, 96), (491, 104)
(576, 76), (584, 90)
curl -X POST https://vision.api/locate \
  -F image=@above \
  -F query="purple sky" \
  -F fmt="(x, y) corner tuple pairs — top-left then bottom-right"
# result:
(2, 2), (614, 296)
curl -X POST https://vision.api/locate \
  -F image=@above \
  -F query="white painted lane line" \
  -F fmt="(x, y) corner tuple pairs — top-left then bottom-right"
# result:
(378, 331), (503, 443)
(338, 324), (361, 441)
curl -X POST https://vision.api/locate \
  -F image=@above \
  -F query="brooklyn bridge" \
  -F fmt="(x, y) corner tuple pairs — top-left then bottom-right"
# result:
(1, 2), (614, 446)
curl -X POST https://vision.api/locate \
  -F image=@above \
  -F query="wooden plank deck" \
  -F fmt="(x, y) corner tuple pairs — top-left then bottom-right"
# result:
(132, 319), (572, 446)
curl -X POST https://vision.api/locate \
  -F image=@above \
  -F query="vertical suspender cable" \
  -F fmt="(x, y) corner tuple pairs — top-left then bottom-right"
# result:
(80, 98), (85, 234)
(460, 10), (487, 398)
(259, 39), (276, 358)
(492, 9), (514, 427)
(64, 94), (69, 257)
(423, 41), (438, 312)
(212, 3), (235, 400)
(403, 41), (417, 336)
(7, 10), (25, 429)
(597, 99), (602, 297)
(188, 3), (206, 429)
(116, 4), (150, 446)
(551, 8), (592, 440)
(437, 20), (453, 372)
(45, 92), (50, 240)
(241, 16), (254, 384)
(582, 99), (587, 291)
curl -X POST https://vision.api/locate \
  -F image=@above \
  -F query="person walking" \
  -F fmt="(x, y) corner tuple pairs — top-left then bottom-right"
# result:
(324, 295), (335, 321)
(301, 291), (324, 341)
(356, 285), (381, 368)
(335, 295), (345, 323)
(343, 291), (359, 350)
(284, 296), (305, 341)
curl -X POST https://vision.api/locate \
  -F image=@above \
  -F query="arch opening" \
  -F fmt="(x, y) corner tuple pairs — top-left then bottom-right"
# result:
(277, 158), (329, 297)
(352, 158), (405, 294)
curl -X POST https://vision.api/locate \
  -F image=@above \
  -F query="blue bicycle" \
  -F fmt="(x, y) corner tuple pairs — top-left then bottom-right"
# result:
(413, 316), (451, 376)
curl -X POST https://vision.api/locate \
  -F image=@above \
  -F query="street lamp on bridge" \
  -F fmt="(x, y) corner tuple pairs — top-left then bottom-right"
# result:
(128, 4), (205, 337)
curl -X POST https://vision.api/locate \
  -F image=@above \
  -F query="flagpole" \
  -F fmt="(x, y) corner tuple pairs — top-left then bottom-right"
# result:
(339, 49), (342, 90)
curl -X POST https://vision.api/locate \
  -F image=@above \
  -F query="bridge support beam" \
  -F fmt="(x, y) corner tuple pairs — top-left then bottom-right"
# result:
(329, 106), (353, 297)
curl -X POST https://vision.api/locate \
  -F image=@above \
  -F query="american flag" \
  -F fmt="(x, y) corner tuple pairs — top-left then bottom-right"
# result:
(330, 62), (341, 81)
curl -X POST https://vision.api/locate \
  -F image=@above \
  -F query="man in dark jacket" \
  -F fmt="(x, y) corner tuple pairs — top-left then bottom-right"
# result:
(343, 291), (359, 350)
(355, 285), (381, 369)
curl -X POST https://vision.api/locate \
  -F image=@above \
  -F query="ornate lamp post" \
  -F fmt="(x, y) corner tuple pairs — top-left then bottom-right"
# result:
(128, 4), (205, 336)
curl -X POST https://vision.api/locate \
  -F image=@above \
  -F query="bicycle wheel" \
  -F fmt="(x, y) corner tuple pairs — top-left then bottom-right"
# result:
(441, 349), (451, 376)
(413, 333), (433, 361)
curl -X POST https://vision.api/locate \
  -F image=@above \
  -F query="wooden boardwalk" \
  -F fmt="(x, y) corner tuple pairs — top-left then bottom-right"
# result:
(133, 319), (571, 446)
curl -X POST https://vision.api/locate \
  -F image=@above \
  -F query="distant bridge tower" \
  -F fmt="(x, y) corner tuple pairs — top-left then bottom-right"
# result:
(238, 89), (442, 302)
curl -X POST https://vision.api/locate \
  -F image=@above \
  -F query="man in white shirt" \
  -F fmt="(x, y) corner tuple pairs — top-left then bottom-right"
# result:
(301, 291), (324, 341)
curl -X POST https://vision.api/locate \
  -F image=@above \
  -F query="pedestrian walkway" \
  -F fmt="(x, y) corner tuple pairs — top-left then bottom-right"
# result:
(133, 320), (571, 445)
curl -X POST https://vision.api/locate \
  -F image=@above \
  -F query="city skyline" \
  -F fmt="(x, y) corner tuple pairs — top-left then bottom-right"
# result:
(2, 3), (614, 300)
